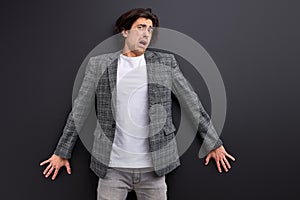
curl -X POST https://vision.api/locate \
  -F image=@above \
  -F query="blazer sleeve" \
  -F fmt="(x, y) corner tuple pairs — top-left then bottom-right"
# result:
(54, 57), (98, 159)
(170, 55), (223, 156)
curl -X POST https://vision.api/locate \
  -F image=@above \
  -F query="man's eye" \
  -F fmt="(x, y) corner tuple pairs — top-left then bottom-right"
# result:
(137, 26), (143, 30)
(149, 28), (154, 33)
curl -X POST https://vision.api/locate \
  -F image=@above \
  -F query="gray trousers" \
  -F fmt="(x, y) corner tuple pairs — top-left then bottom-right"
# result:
(97, 167), (167, 200)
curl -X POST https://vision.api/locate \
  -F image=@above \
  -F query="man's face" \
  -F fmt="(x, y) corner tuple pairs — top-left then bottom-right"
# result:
(122, 17), (154, 57)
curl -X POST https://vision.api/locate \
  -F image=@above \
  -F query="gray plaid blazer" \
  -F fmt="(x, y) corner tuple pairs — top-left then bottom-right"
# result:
(54, 50), (222, 178)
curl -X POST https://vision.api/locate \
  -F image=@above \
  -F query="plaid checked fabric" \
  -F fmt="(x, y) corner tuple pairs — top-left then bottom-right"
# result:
(54, 50), (222, 178)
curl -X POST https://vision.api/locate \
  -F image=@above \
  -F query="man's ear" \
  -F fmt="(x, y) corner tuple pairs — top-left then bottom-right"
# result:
(121, 30), (128, 38)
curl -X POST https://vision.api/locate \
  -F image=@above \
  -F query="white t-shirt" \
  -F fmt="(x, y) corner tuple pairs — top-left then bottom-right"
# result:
(109, 53), (153, 168)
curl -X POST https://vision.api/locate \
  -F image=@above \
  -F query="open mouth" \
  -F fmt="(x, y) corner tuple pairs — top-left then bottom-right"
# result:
(138, 40), (147, 47)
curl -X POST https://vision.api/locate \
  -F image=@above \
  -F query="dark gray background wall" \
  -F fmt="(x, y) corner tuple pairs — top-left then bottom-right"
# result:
(1, 0), (299, 199)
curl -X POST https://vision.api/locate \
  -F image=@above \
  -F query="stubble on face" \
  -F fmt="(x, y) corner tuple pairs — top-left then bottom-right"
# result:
(122, 18), (153, 57)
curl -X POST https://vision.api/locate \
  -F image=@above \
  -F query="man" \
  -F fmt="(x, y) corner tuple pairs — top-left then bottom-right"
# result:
(40, 8), (235, 200)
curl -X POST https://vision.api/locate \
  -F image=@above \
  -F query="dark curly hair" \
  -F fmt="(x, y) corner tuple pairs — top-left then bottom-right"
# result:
(114, 8), (159, 33)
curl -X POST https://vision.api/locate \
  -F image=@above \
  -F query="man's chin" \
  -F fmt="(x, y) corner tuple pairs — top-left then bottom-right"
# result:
(133, 48), (147, 55)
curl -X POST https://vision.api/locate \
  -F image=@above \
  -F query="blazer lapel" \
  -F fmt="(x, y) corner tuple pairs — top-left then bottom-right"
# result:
(107, 59), (118, 93)
(145, 50), (162, 136)
(107, 51), (120, 118)
(144, 50), (156, 84)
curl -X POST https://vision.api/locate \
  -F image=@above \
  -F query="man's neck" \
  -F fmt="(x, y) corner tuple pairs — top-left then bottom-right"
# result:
(122, 49), (145, 57)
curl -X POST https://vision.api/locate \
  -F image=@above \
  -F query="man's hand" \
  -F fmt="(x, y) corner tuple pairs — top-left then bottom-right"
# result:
(40, 154), (71, 180)
(205, 145), (235, 173)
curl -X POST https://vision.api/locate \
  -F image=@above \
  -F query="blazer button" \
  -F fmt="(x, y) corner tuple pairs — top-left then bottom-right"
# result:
(112, 123), (116, 128)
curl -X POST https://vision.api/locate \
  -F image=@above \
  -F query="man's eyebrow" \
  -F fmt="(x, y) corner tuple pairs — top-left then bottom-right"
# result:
(137, 24), (153, 27)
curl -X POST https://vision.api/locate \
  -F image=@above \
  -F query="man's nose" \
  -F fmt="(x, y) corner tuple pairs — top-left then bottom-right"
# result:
(142, 34), (150, 40)
(143, 29), (151, 37)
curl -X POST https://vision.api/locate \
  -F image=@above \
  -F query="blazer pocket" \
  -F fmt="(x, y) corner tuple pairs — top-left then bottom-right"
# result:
(163, 125), (176, 135)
